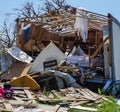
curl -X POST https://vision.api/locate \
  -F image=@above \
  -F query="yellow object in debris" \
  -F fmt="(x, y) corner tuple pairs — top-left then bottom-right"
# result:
(10, 75), (40, 91)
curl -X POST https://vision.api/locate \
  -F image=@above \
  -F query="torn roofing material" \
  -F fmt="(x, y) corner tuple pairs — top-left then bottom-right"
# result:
(5, 46), (33, 64)
(17, 6), (108, 37)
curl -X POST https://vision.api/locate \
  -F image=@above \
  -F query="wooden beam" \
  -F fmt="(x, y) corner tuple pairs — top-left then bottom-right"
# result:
(90, 36), (109, 60)
(24, 89), (35, 103)
(24, 89), (34, 99)
(3, 102), (14, 112)
(70, 105), (97, 112)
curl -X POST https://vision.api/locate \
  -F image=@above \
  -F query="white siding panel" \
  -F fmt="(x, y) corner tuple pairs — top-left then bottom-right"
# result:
(112, 21), (120, 81)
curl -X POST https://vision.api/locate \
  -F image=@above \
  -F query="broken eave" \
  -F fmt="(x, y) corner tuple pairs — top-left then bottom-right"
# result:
(17, 6), (109, 37)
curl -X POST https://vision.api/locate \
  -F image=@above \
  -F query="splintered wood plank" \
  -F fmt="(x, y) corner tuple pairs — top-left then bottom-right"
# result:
(84, 88), (102, 99)
(81, 88), (97, 100)
(70, 100), (89, 106)
(51, 91), (62, 99)
(10, 96), (25, 105)
(24, 89), (35, 103)
(24, 89), (34, 99)
(76, 88), (96, 101)
(70, 106), (97, 112)
(14, 93), (27, 98)
(14, 90), (25, 94)
(37, 96), (87, 102)
(15, 106), (45, 112)
(3, 102), (14, 111)
(90, 36), (109, 60)
(39, 104), (68, 112)
(0, 108), (13, 112)
(9, 100), (25, 105)
(14, 87), (30, 90)
(48, 93), (54, 99)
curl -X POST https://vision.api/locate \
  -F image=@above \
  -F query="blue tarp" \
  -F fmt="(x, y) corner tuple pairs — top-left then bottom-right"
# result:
(24, 27), (30, 43)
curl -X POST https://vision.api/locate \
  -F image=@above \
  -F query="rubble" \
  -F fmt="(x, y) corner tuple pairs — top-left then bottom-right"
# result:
(1, 5), (120, 112)
(0, 84), (109, 112)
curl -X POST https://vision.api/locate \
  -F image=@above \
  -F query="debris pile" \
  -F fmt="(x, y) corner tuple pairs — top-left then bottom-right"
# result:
(1, 5), (120, 112)
(0, 84), (111, 112)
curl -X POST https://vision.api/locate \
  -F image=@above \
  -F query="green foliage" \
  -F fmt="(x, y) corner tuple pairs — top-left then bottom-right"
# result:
(68, 96), (120, 112)
(98, 96), (120, 112)
(98, 88), (102, 95)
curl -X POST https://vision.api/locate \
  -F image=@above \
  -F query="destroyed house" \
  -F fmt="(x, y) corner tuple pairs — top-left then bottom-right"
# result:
(16, 6), (107, 55)
(16, 6), (120, 92)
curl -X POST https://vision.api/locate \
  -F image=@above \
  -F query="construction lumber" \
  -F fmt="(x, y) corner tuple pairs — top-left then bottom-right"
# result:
(3, 102), (14, 112)
(13, 87), (30, 90)
(38, 104), (68, 112)
(0, 108), (14, 112)
(0, 82), (111, 112)
(90, 36), (109, 60)
(70, 100), (89, 106)
(24, 89), (36, 103)
(70, 105), (97, 112)
(24, 89), (33, 99)
(37, 96), (88, 102)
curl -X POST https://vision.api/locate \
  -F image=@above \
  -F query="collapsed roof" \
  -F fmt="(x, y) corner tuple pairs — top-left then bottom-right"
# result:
(17, 6), (108, 37)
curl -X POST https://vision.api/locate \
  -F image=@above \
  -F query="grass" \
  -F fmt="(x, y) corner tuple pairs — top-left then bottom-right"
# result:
(39, 87), (120, 112)
(68, 96), (120, 112)
(97, 96), (120, 112)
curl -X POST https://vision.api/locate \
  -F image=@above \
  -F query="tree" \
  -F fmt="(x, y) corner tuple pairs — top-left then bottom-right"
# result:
(0, 1), (38, 48)
(14, 0), (67, 17)
(14, 1), (41, 18)
(0, 18), (16, 48)
(0, 0), (68, 48)
(42, 0), (67, 12)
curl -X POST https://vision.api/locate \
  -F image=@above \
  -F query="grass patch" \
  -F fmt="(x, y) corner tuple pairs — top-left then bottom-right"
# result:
(68, 96), (120, 112)
(97, 96), (120, 112)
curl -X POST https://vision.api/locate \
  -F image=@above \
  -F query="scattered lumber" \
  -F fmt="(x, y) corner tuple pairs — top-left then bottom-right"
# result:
(0, 86), (41, 111)
(36, 87), (104, 107)
(90, 36), (109, 60)
(70, 100), (89, 106)
(70, 105), (97, 112)
(0, 83), (113, 112)
(0, 108), (14, 112)
(37, 96), (88, 102)
(3, 102), (14, 111)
